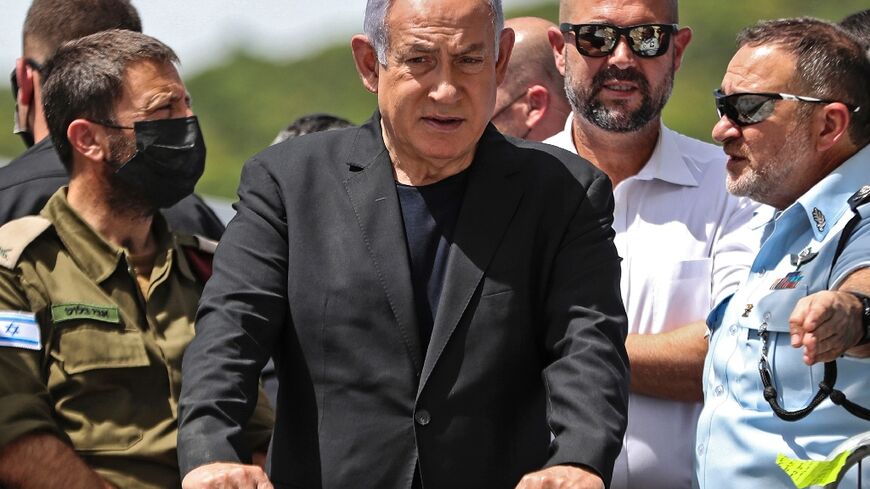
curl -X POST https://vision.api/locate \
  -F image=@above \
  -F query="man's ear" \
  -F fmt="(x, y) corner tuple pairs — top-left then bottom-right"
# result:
(815, 102), (853, 152)
(525, 85), (549, 128)
(672, 27), (692, 72)
(351, 35), (380, 94)
(494, 27), (515, 86)
(15, 58), (35, 106)
(67, 119), (107, 163)
(548, 27), (567, 77)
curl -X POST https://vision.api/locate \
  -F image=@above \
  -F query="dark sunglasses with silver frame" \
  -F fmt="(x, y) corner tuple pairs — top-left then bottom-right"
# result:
(560, 23), (679, 58)
(713, 89), (862, 127)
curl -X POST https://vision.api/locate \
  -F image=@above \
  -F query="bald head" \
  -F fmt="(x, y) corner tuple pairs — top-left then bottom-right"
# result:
(559, 0), (678, 24)
(503, 17), (563, 94)
(492, 17), (571, 140)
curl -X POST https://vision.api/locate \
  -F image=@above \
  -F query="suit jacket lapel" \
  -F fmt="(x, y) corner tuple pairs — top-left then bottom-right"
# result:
(343, 116), (424, 373)
(418, 126), (524, 397)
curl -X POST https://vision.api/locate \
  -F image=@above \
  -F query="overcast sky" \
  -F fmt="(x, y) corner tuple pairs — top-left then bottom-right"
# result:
(1, 0), (549, 79)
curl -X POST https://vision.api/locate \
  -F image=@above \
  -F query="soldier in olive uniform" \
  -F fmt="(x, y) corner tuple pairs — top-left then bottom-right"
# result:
(0, 30), (274, 489)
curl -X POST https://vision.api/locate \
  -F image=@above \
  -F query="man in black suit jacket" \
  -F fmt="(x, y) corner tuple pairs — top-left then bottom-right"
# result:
(177, 0), (629, 488)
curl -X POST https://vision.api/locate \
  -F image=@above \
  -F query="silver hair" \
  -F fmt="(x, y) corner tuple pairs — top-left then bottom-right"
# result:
(364, 0), (504, 65)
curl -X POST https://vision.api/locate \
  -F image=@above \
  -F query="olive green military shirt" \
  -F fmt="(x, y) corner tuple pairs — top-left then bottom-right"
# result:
(0, 189), (274, 489)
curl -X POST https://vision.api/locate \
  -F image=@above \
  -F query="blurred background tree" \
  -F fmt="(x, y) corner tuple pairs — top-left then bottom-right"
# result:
(0, 1), (865, 198)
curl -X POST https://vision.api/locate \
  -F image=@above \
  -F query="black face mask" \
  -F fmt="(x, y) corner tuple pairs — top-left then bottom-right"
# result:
(108, 116), (207, 209)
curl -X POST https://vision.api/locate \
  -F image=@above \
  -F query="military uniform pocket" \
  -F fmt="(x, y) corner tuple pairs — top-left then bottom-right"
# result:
(48, 326), (149, 451)
(54, 327), (149, 374)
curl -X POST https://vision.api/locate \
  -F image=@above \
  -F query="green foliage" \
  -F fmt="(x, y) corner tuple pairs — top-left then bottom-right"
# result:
(184, 46), (375, 197)
(0, 1), (866, 198)
(0, 93), (18, 163)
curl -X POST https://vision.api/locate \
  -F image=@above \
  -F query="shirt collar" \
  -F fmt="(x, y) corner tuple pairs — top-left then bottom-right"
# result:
(545, 115), (699, 187)
(43, 188), (185, 283)
(635, 124), (700, 187)
(793, 143), (870, 242)
(544, 112), (577, 152)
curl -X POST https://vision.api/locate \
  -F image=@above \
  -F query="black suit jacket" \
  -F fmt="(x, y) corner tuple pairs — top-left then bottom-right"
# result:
(178, 115), (629, 489)
(0, 138), (226, 240)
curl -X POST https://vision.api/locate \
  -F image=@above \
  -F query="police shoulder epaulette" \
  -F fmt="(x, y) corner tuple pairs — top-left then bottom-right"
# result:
(0, 216), (52, 270)
(848, 185), (870, 218)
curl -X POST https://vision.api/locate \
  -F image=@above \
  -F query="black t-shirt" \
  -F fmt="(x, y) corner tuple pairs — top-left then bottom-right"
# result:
(396, 169), (469, 353)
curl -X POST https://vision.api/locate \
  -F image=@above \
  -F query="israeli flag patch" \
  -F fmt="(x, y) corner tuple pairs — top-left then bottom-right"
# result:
(0, 311), (41, 350)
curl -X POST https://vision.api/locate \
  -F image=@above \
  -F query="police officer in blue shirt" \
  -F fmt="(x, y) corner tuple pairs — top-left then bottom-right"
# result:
(696, 18), (870, 489)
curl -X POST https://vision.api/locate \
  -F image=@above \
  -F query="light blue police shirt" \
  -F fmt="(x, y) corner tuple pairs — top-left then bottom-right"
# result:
(695, 144), (870, 489)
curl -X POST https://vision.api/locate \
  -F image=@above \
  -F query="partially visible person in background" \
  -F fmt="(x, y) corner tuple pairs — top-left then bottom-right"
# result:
(271, 113), (353, 145)
(0, 29), (273, 489)
(0, 0), (225, 241)
(840, 9), (870, 50)
(492, 17), (571, 141)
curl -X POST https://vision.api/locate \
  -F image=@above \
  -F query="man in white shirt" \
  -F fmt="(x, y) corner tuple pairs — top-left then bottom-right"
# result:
(545, 0), (763, 487)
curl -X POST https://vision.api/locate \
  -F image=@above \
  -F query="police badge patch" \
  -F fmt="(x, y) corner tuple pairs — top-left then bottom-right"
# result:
(811, 207), (826, 232)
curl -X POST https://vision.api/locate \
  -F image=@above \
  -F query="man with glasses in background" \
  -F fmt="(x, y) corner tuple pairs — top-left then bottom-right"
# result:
(0, 0), (225, 240)
(491, 17), (571, 141)
(697, 17), (870, 488)
(545, 1), (761, 487)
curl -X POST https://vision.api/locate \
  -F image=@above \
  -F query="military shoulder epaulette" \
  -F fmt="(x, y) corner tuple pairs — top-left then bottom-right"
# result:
(177, 234), (218, 283)
(0, 216), (52, 270)
(176, 234), (218, 254)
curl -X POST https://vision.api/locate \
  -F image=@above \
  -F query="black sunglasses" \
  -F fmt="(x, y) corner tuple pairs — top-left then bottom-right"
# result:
(10, 58), (43, 99)
(560, 23), (678, 58)
(713, 89), (861, 127)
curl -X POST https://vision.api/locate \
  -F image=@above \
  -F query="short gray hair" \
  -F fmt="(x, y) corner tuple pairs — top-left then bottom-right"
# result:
(364, 0), (504, 65)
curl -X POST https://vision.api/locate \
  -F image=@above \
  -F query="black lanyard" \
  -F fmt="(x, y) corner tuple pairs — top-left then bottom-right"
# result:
(758, 187), (870, 422)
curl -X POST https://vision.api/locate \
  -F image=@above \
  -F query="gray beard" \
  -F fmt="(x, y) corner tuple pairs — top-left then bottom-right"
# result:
(565, 61), (674, 133)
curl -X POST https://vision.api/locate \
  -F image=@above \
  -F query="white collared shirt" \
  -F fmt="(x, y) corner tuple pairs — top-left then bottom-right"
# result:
(545, 115), (764, 489)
